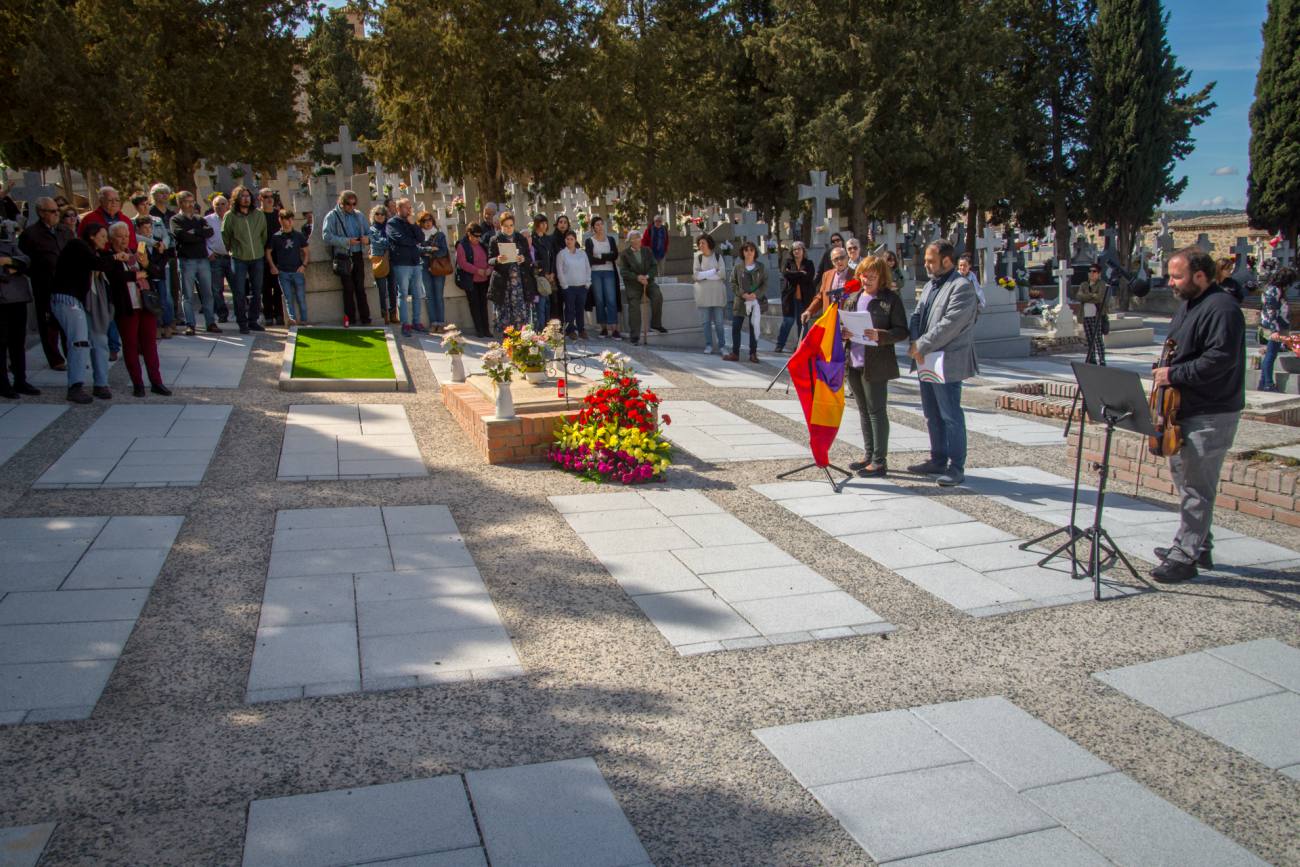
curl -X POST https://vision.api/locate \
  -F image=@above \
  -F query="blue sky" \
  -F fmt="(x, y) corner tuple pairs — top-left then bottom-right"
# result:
(1165, 0), (1266, 211)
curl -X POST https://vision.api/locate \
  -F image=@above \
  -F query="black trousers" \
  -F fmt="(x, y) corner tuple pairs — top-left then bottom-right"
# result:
(1083, 316), (1106, 365)
(33, 285), (65, 367)
(468, 281), (491, 337)
(262, 259), (283, 323)
(0, 301), (29, 387)
(339, 252), (371, 324)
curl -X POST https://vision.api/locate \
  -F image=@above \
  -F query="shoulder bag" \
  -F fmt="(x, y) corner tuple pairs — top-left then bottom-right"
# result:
(371, 252), (390, 279)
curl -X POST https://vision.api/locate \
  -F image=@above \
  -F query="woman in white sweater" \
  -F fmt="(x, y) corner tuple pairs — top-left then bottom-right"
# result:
(693, 234), (727, 353)
(555, 230), (591, 339)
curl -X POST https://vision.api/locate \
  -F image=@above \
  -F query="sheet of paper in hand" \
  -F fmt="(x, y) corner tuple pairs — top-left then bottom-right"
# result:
(496, 242), (517, 263)
(839, 310), (878, 345)
(918, 350), (946, 383)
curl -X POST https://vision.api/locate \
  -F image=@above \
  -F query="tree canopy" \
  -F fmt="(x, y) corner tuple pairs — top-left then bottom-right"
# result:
(1247, 0), (1300, 245)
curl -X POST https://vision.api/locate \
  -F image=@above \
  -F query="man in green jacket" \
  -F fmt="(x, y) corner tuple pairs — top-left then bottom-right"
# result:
(619, 230), (665, 345)
(220, 186), (269, 333)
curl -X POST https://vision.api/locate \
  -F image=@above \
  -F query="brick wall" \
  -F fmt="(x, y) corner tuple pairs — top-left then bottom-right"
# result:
(441, 382), (567, 464)
(1067, 427), (1300, 529)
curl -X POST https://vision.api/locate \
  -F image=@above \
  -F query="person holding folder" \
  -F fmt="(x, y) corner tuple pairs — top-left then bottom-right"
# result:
(840, 256), (909, 477)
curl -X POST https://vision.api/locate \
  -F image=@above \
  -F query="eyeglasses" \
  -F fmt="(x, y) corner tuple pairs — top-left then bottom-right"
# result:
(260, 194), (274, 200)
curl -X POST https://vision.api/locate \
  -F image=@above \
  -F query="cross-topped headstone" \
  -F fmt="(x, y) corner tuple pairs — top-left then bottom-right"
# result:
(1000, 225), (1019, 279)
(297, 174), (334, 258)
(734, 209), (769, 246)
(798, 169), (839, 249)
(977, 226), (1000, 286)
(1052, 259), (1078, 338)
(1274, 241), (1295, 270)
(1100, 226), (1119, 254)
(324, 124), (366, 179)
(1195, 233), (1214, 254)
(9, 171), (58, 209)
(1230, 236), (1255, 284)
(372, 161), (388, 198)
(409, 166), (425, 193)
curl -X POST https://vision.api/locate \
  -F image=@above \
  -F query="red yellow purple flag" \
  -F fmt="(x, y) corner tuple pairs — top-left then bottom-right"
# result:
(787, 303), (846, 466)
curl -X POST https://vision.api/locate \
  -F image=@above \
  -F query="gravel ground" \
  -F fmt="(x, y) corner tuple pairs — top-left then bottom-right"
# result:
(1, 332), (1297, 866)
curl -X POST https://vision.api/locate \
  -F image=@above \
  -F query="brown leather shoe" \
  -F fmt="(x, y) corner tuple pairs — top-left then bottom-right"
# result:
(721, 353), (739, 362)
(748, 352), (759, 363)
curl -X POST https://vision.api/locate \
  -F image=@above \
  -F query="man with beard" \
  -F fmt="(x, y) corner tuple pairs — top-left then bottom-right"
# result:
(1148, 247), (1246, 583)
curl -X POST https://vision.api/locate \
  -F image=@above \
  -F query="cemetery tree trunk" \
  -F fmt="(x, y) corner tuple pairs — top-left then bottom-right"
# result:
(850, 153), (867, 240)
(1247, 0), (1300, 248)
(1082, 0), (1214, 276)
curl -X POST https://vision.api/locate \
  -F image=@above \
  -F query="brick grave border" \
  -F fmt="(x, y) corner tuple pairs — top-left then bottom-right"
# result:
(441, 381), (565, 464)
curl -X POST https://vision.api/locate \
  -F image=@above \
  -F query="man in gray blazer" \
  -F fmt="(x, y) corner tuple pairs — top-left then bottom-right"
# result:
(907, 239), (979, 486)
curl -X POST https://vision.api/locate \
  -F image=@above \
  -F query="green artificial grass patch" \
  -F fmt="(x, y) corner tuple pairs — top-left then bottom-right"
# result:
(291, 328), (395, 379)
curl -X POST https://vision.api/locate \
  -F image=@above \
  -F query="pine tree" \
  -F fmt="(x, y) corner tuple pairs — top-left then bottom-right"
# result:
(1247, 0), (1300, 246)
(304, 7), (380, 165)
(1081, 0), (1214, 282)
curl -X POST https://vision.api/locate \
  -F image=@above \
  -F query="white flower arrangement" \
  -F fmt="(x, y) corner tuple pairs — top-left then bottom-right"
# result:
(481, 344), (513, 383)
(597, 350), (635, 376)
(440, 324), (464, 356)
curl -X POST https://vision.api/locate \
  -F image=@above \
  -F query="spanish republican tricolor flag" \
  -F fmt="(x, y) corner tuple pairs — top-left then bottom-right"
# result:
(787, 303), (846, 467)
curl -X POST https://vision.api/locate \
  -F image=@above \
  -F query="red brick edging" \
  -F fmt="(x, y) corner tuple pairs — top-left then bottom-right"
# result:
(441, 382), (567, 464)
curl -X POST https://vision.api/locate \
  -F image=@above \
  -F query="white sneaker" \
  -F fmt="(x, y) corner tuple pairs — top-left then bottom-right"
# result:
(703, 347), (713, 354)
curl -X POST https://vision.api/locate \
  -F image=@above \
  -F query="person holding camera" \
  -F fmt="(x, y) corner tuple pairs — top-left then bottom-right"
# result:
(1075, 263), (1111, 365)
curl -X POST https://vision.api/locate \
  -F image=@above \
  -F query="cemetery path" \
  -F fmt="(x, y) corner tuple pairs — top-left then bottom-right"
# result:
(0, 329), (1296, 866)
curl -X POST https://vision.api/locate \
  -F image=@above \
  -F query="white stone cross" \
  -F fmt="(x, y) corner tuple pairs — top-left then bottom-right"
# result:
(735, 209), (769, 246)
(373, 161), (388, 198)
(299, 175), (334, 258)
(324, 124), (366, 179)
(409, 166), (425, 193)
(977, 226), (1000, 286)
(1053, 258), (1078, 338)
(1230, 236), (1254, 283)
(798, 169), (839, 247)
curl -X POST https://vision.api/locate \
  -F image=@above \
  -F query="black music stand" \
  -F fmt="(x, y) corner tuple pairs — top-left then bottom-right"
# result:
(1070, 362), (1151, 599)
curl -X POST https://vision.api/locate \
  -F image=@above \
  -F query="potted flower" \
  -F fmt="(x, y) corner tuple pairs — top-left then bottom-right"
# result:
(441, 325), (466, 382)
(481, 343), (515, 419)
(503, 325), (551, 383)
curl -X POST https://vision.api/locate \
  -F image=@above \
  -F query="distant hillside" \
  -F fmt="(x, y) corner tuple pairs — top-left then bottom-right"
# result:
(1161, 209), (1244, 220)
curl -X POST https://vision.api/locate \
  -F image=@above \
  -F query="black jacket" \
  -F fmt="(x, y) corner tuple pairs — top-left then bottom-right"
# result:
(487, 230), (537, 303)
(52, 239), (112, 305)
(18, 221), (72, 294)
(170, 213), (213, 260)
(842, 288), (910, 381)
(781, 256), (816, 316)
(1166, 283), (1246, 418)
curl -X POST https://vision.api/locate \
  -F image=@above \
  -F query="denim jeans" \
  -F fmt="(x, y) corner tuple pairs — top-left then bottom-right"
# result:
(391, 264), (423, 325)
(279, 271), (307, 322)
(1259, 338), (1282, 389)
(107, 320), (121, 354)
(591, 270), (617, 326)
(210, 256), (233, 319)
(777, 315), (802, 350)
(51, 294), (109, 388)
(151, 279), (174, 329)
(918, 379), (966, 471)
(231, 258), (263, 327)
(422, 270), (446, 324)
(563, 285), (588, 335)
(180, 257), (214, 327)
(699, 306), (725, 350)
(531, 294), (549, 331)
(377, 275), (395, 313)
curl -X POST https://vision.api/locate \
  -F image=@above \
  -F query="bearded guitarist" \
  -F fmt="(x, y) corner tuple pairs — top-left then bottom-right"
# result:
(1149, 248), (1246, 583)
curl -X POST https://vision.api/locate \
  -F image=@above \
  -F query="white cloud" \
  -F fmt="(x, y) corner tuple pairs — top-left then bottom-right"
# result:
(1198, 196), (1229, 207)
(1211, 166), (1239, 176)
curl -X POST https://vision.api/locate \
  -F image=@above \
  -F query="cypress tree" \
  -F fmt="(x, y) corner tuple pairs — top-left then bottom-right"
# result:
(1247, 0), (1300, 246)
(303, 8), (380, 165)
(1081, 0), (1214, 287)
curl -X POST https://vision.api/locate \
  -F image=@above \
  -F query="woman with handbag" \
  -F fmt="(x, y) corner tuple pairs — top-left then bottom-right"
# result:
(487, 211), (535, 335)
(777, 241), (815, 352)
(321, 190), (371, 327)
(419, 210), (451, 333)
(723, 241), (768, 363)
(51, 223), (115, 402)
(107, 223), (170, 397)
(368, 205), (394, 323)
(455, 224), (493, 337)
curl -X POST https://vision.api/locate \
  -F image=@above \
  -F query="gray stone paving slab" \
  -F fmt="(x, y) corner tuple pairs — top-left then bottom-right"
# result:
(0, 588), (148, 625)
(758, 697), (1267, 865)
(1024, 772), (1267, 866)
(0, 659), (115, 721)
(810, 762), (1057, 863)
(839, 531), (953, 570)
(0, 821), (57, 867)
(670, 512), (766, 547)
(661, 400), (806, 461)
(888, 827), (1110, 866)
(279, 405), (426, 481)
(562, 508), (673, 534)
(61, 548), (170, 589)
(548, 491), (648, 514)
(248, 507), (520, 701)
(1205, 638), (1300, 692)
(945, 541), (1047, 573)
(648, 348), (776, 388)
(0, 621), (135, 664)
(593, 552), (707, 597)
(246, 623), (362, 694)
(697, 564), (838, 602)
(1095, 651), (1285, 717)
(754, 709), (971, 787)
(671, 541), (798, 574)
(895, 563), (1029, 610)
(0, 404), (66, 468)
(732, 591), (881, 634)
(636, 489), (723, 516)
(899, 522), (1017, 550)
(155, 332), (254, 388)
(260, 576), (357, 628)
(1179, 692), (1300, 769)
(34, 404), (230, 489)
(242, 775), (480, 867)
(912, 697), (1113, 791)
(748, 398), (932, 455)
(466, 757), (651, 867)
(631, 590), (760, 645)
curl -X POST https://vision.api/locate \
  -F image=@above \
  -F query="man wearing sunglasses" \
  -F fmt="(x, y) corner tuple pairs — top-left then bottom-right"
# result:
(19, 197), (73, 370)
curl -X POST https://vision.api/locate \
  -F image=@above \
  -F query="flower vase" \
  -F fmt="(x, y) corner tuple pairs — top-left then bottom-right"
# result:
(493, 380), (515, 419)
(524, 367), (546, 384)
(449, 354), (466, 383)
